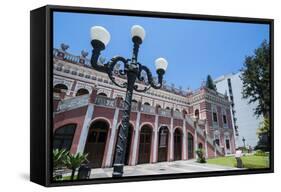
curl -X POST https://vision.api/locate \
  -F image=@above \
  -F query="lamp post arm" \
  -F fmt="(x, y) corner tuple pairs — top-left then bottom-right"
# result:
(138, 64), (163, 89)
(107, 56), (129, 89)
(90, 50), (108, 73)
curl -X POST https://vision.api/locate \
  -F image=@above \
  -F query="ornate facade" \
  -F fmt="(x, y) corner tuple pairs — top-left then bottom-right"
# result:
(52, 46), (236, 168)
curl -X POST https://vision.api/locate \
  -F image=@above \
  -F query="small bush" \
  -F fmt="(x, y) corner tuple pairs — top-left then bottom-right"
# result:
(196, 149), (206, 163)
(254, 150), (268, 156)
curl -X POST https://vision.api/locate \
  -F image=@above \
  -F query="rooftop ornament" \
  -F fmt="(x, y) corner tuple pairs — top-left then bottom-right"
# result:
(60, 43), (69, 51)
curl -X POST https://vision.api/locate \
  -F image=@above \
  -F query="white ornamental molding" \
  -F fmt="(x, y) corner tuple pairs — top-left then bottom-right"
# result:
(53, 78), (73, 91)
(142, 97), (153, 105)
(154, 101), (164, 108)
(74, 82), (93, 94)
(113, 91), (125, 99)
(97, 87), (111, 97)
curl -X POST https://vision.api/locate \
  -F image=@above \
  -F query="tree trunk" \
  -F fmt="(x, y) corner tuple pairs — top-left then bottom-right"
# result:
(70, 169), (75, 180)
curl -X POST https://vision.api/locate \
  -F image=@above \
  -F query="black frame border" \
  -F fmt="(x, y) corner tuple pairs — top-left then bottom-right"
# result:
(32, 4), (274, 187)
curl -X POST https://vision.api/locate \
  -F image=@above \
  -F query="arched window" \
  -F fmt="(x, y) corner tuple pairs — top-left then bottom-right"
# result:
(174, 128), (183, 160)
(143, 102), (150, 106)
(84, 120), (109, 168)
(175, 108), (180, 112)
(76, 88), (89, 96)
(195, 109), (200, 118)
(98, 92), (107, 97)
(222, 109), (227, 125)
(54, 84), (68, 93)
(132, 99), (138, 103)
(198, 142), (203, 149)
(166, 107), (170, 110)
(212, 106), (218, 123)
(188, 133), (194, 159)
(53, 124), (76, 150)
(156, 104), (161, 109)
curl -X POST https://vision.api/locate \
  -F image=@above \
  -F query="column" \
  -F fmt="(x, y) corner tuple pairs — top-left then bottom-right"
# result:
(169, 118), (174, 161)
(104, 108), (120, 167)
(194, 121), (198, 158)
(204, 121), (208, 158)
(131, 111), (141, 165)
(152, 115), (159, 163)
(76, 104), (94, 154)
(182, 120), (187, 160)
(70, 80), (77, 97)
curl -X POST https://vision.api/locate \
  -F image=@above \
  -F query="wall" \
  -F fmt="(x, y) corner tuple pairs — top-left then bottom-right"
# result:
(0, 0), (279, 192)
(216, 72), (263, 147)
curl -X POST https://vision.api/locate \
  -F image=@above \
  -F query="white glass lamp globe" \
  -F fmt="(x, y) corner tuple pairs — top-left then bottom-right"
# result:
(155, 58), (168, 71)
(90, 26), (111, 46)
(131, 25), (146, 41)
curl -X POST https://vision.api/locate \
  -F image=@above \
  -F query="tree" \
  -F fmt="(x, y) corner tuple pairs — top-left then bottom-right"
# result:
(65, 152), (88, 180)
(205, 75), (217, 91)
(255, 117), (270, 151)
(53, 149), (68, 169)
(53, 149), (69, 180)
(240, 40), (270, 118)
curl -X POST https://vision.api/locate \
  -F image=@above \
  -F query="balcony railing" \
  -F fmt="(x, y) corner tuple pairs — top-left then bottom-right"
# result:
(53, 48), (91, 66)
(58, 94), (89, 111)
(141, 104), (155, 114)
(95, 96), (116, 108)
(131, 102), (139, 111)
(185, 116), (194, 126)
(196, 127), (205, 138)
(215, 143), (223, 154)
(158, 108), (172, 117)
(206, 136), (214, 147)
(173, 110), (182, 119)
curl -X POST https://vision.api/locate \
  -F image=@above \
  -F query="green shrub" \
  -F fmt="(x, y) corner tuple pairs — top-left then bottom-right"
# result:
(65, 152), (89, 181)
(196, 149), (206, 163)
(53, 149), (69, 180)
(254, 150), (268, 156)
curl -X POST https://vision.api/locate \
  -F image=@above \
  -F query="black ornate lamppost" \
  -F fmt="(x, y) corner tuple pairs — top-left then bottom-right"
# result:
(242, 137), (246, 148)
(89, 25), (168, 177)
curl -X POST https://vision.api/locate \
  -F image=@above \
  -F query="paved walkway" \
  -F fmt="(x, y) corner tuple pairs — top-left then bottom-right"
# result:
(89, 160), (240, 179)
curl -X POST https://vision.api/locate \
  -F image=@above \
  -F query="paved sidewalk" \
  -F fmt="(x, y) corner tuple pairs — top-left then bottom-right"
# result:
(89, 160), (241, 178)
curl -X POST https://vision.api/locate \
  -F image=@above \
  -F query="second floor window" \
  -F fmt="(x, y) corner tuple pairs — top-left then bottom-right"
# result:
(213, 112), (218, 122)
(223, 115), (227, 124)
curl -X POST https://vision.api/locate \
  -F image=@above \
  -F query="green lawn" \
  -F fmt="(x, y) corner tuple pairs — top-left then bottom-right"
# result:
(207, 154), (270, 169)
(62, 175), (78, 180)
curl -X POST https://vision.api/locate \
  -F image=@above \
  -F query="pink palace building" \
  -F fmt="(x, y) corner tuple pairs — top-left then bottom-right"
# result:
(52, 44), (236, 169)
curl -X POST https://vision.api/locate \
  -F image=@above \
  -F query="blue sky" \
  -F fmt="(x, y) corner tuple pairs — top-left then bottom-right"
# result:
(53, 12), (269, 90)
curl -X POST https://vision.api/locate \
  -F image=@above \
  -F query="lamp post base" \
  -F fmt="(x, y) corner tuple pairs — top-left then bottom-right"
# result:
(112, 164), (124, 177)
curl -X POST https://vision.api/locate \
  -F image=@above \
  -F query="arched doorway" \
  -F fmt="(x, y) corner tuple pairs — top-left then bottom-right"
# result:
(174, 128), (182, 160)
(112, 124), (133, 166)
(53, 124), (76, 151)
(187, 133), (194, 159)
(158, 126), (169, 162)
(138, 125), (152, 164)
(84, 120), (109, 168)
(54, 84), (68, 93)
(76, 88), (89, 96)
(198, 142), (203, 149)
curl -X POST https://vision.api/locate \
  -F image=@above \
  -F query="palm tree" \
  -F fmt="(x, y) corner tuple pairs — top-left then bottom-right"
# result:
(53, 149), (69, 180)
(53, 149), (68, 169)
(65, 153), (88, 180)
